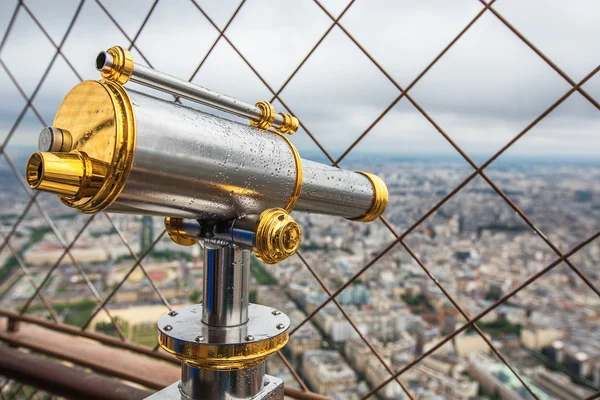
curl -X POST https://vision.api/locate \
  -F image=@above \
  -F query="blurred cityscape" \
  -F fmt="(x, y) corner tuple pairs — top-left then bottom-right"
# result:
(1, 150), (599, 400)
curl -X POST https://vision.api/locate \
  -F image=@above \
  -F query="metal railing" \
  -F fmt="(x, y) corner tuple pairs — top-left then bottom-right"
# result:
(0, 1), (599, 399)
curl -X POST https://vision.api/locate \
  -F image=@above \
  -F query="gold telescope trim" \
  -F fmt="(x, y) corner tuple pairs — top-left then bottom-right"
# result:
(164, 217), (199, 246)
(98, 46), (133, 84)
(250, 100), (299, 134)
(26, 151), (109, 199)
(25, 80), (136, 214)
(159, 331), (288, 370)
(163, 209), (301, 263)
(276, 112), (299, 135)
(273, 131), (303, 213)
(254, 208), (302, 264)
(350, 172), (389, 222)
(250, 100), (276, 130)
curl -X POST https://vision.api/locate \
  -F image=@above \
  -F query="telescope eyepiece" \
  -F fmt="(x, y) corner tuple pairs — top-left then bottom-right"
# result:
(97, 46), (133, 84)
(26, 151), (108, 199)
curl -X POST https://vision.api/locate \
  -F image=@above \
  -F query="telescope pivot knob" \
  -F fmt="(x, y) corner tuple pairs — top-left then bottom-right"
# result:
(164, 217), (199, 246)
(163, 208), (302, 264)
(254, 208), (302, 265)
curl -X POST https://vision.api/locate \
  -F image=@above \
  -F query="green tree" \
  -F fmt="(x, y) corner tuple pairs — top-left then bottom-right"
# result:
(250, 255), (277, 285)
(140, 216), (154, 253)
(189, 289), (201, 303)
(96, 316), (129, 338)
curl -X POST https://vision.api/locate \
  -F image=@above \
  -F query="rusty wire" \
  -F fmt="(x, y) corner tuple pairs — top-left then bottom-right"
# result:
(296, 251), (414, 399)
(0, 229), (59, 323)
(0, 0), (174, 344)
(289, 64), (600, 398)
(585, 391), (600, 400)
(0, 0), (599, 399)
(275, 350), (310, 392)
(80, 228), (168, 330)
(0, 378), (11, 400)
(362, 230), (600, 398)
(0, 1), (130, 341)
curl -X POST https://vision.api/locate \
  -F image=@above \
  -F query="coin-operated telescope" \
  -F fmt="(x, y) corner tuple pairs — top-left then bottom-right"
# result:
(25, 46), (388, 400)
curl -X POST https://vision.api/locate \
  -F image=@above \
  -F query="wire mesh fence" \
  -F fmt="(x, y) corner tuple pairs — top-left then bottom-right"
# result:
(0, 378), (54, 400)
(0, 0), (599, 399)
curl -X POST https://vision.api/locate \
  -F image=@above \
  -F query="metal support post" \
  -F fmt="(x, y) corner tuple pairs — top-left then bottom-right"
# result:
(148, 244), (288, 400)
(202, 245), (249, 327)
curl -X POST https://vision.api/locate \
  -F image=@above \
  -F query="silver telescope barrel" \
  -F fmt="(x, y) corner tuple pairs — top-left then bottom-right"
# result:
(96, 46), (299, 134)
(26, 44), (388, 400)
(25, 79), (388, 224)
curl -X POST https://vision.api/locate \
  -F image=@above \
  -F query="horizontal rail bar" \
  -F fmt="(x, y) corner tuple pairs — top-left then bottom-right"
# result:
(0, 345), (152, 400)
(0, 308), (177, 364)
(0, 309), (330, 399)
(0, 318), (177, 390)
(284, 387), (331, 400)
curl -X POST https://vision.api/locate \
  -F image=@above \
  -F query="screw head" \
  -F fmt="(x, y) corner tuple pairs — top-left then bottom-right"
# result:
(245, 335), (255, 341)
(195, 335), (204, 342)
(168, 311), (178, 317)
(271, 310), (281, 316)
(163, 325), (173, 332)
(276, 323), (285, 330)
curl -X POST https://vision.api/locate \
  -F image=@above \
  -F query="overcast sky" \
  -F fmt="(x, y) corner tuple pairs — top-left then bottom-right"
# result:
(0, 0), (599, 162)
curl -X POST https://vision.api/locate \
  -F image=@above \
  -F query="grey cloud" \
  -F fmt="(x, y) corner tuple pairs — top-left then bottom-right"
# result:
(0, 0), (598, 158)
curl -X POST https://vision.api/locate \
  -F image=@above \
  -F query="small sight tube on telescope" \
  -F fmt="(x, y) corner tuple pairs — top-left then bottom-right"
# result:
(96, 46), (298, 134)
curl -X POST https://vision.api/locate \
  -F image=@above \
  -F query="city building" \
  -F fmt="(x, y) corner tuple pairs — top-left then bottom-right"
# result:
(468, 353), (550, 400)
(302, 350), (357, 398)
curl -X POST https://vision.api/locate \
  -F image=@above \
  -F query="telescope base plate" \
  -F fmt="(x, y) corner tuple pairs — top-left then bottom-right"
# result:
(145, 374), (284, 400)
(157, 303), (290, 370)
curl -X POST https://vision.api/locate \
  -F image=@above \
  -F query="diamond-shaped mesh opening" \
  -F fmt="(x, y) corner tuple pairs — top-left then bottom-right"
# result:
(0, 68), (28, 145)
(1, 1), (599, 399)
(403, 173), (558, 305)
(60, 1), (129, 79)
(135, 0), (219, 78)
(341, 0), (484, 86)
(407, 11), (574, 161)
(226, 0), (332, 89)
(338, 98), (476, 233)
(280, 26), (398, 159)
(0, 8), (56, 99)
(94, 0), (158, 40)
(492, 0), (600, 81)
(0, 157), (31, 225)
(191, 39), (273, 110)
(30, 55), (81, 125)
(23, 0), (82, 45)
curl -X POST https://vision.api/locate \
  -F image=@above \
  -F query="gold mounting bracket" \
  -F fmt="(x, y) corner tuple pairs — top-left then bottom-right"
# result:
(249, 100), (299, 135)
